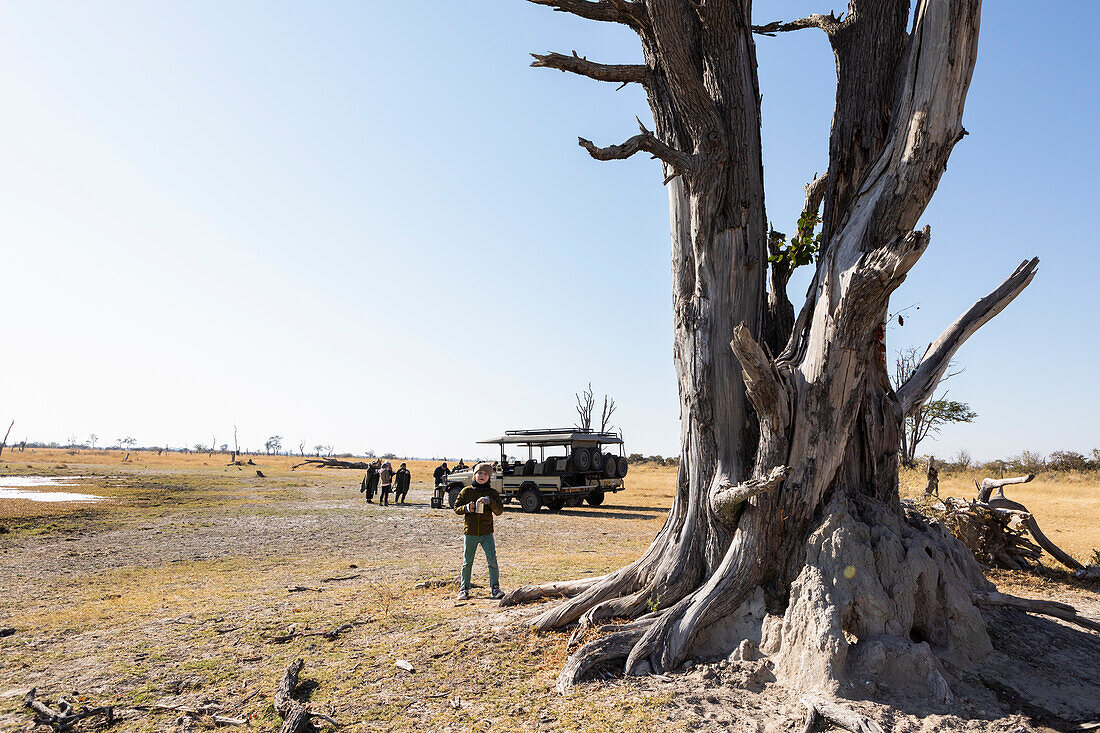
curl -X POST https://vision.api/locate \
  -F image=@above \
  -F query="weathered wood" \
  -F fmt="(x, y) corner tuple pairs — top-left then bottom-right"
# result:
(801, 694), (885, 733)
(23, 688), (115, 731)
(974, 591), (1100, 634)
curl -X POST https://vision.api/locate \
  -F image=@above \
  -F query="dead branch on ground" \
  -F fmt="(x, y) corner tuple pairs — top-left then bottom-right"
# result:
(270, 619), (370, 644)
(274, 659), (338, 733)
(24, 688), (115, 731)
(292, 458), (371, 470)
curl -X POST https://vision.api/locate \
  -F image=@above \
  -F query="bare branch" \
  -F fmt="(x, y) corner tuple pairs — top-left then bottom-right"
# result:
(528, 0), (647, 30)
(578, 118), (694, 176)
(897, 258), (1039, 413)
(752, 13), (843, 37)
(531, 52), (649, 86)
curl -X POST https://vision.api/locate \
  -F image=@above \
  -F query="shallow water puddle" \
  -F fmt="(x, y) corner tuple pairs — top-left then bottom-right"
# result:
(0, 476), (104, 502)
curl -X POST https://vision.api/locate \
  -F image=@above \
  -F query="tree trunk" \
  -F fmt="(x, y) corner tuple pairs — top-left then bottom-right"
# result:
(510, 0), (1072, 711)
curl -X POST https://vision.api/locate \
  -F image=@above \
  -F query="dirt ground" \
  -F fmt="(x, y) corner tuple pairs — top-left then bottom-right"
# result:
(0, 450), (1097, 732)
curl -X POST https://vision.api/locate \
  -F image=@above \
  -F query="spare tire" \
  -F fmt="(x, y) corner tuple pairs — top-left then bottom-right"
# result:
(617, 456), (629, 478)
(570, 449), (591, 471)
(589, 449), (604, 472)
(586, 489), (605, 506)
(602, 453), (617, 478)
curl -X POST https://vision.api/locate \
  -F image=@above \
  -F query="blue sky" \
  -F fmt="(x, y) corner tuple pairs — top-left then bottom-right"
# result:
(1, 1), (1096, 461)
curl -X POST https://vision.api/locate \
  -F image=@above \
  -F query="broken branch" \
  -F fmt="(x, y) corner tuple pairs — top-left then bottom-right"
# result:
(527, 0), (647, 29)
(753, 13), (843, 37)
(578, 119), (694, 174)
(530, 52), (649, 86)
(711, 466), (788, 520)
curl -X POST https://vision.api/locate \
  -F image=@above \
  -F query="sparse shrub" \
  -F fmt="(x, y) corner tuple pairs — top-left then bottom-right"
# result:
(1047, 450), (1089, 472)
(646, 592), (661, 614)
(628, 453), (644, 464)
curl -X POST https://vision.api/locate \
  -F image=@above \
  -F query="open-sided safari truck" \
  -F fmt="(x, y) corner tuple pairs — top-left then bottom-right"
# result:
(435, 428), (628, 513)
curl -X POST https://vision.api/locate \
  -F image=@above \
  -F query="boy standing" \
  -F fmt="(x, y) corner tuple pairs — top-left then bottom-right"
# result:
(454, 462), (504, 600)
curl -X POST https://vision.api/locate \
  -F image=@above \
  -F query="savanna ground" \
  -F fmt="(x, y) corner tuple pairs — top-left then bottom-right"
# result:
(0, 449), (1096, 732)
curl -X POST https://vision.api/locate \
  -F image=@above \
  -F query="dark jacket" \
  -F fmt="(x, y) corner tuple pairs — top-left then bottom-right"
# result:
(366, 465), (379, 490)
(394, 468), (411, 492)
(433, 465), (446, 483)
(454, 482), (503, 536)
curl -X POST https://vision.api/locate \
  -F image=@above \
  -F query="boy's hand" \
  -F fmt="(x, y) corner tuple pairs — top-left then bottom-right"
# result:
(465, 501), (478, 513)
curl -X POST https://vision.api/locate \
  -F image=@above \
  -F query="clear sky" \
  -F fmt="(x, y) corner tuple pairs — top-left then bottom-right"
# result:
(1, 1), (1096, 461)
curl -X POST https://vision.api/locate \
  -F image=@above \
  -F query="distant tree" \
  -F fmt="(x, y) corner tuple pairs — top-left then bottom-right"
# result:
(575, 382), (617, 432)
(265, 435), (283, 454)
(219, 443), (228, 452)
(193, 443), (208, 453)
(382, 452), (397, 460)
(119, 436), (136, 450)
(298, 441), (306, 457)
(313, 444), (325, 456)
(893, 347), (976, 467)
(88, 433), (98, 449)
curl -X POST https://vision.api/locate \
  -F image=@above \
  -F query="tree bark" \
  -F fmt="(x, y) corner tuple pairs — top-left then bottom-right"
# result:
(510, 0), (1068, 711)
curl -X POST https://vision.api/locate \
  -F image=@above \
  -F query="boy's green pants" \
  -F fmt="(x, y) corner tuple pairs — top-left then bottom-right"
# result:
(462, 533), (499, 589)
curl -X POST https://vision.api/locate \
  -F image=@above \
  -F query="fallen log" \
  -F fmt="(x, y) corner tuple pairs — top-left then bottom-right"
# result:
(974, 591), (1100, 634)
(292, 458), (371, 470)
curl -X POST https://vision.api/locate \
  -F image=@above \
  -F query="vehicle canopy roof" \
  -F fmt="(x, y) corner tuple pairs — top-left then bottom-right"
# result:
(477, 428), (623, 447)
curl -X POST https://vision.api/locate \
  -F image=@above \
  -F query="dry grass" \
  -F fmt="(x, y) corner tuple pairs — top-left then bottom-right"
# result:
(0, 450), (1096, 731)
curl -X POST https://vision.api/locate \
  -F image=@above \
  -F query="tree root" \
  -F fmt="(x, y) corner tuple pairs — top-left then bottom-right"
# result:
(557, 619), (655, 693)
(499, 575), (605, 607)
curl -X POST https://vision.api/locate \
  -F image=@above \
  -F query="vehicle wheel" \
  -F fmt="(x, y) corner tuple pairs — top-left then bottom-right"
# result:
(602, 453), (617, 478)
(519, 487), (542, 513)
(589, 449), (604, 472)
(447, 486), (463, 509)
(570, 449), (591, 472)
(586, 489), (605, 506)
(617, 456), (629, 478)
(546, 497), (565, 512)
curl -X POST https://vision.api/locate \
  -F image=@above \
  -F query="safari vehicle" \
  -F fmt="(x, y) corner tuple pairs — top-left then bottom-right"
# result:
(439, 428), (628, 513)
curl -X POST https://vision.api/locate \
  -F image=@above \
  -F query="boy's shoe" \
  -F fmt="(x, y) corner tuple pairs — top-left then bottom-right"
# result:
(457, 587), (469, 601)
(490, 586), (505, 601)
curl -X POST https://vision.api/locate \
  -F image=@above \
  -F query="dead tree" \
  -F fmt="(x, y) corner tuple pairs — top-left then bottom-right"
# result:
(292, 458), (372, 470)
(0, 419), (13, 458)
(503, 0), (1097, 711)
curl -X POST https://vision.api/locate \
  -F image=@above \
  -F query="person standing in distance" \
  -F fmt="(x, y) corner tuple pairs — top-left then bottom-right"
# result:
(454, 462), (504, 601)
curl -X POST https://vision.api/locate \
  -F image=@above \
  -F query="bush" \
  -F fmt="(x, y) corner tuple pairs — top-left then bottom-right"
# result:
(1047, 450), (1089, 472)
(1006, 450), (1045, 474)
